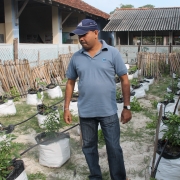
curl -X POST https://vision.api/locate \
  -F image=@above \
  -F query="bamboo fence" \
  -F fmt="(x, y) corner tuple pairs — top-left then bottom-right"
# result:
(137, 52), (180, 79)
(0, 53), (73, 96)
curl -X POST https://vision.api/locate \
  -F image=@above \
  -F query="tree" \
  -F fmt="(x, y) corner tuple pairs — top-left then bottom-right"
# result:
(120, 4), (134, 8)
(139, 4), (155, 8)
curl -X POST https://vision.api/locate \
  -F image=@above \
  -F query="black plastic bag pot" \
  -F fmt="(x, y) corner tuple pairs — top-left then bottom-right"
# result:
(46, 83), (56, 89)
(157, 139), (180, 159)
(6, 160), (27, 180)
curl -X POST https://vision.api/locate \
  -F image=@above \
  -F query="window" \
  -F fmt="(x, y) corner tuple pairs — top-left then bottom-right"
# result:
(142, 31), (155, 45)
(173, 31), (180, 45)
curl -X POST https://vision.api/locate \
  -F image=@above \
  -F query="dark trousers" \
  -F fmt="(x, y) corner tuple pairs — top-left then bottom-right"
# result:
(79, 113), (126, 180)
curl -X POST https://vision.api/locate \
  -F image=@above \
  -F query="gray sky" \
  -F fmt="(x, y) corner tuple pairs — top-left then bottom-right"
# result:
(83, 0), (180, 14)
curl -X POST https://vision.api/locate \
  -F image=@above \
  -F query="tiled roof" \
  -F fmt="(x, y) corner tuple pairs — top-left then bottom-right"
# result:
(53, 0), (110, 19)
(103, 7), (180, 31)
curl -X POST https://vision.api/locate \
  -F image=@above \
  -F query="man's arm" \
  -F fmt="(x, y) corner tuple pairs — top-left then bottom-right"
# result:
(63, 79), (76, 124)
(119, 74), (132, 124)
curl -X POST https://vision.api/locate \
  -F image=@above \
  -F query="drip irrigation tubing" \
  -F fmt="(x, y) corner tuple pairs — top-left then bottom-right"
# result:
(2, 98), (65, 133)
(152, 140), (168, 178)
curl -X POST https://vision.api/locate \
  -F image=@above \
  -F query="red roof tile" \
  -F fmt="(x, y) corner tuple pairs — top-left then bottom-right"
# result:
(53, 0), (110, 19)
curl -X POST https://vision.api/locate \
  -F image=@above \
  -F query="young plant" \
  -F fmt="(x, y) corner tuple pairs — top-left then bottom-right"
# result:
(130, 78), (140, 87)
(130, 97), (143, 112)
(162, 112), (180, 146)
(43, 110), (61, 138)
(163, 93), (174, 103)
(9, 87), (20, 101)
(0, 133), (21, 179)
(128, 66), (137, 74)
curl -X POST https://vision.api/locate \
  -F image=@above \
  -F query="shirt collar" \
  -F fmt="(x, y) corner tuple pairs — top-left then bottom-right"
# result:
(79, 39), (108, 54)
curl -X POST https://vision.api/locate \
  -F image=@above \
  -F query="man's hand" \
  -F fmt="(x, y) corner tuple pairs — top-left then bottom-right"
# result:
(64, 110), (72, 124)
(121, 109), (132, 124)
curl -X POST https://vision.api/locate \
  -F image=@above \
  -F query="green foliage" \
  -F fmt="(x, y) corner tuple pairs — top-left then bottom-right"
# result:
(145, 110), (158, 129)
(43, 110), (61, 137)
(0, 133), (21, 179)
(35, 78), (47, 88)
(150, 99), (158, 109)
(162, 112), (180, 146)
(130, 97), (143, 112)
(139, 4), (155, 8)
(130, 78), (139, 87)
(27, 172), (46, 180)
(128, 66), (137, 74)
(120, 4), (134, 8)
(163, 93), (174, 102)
(9, 87), (20, 101)
(98, 129), (105, 146)
(116, 88), (122, 100)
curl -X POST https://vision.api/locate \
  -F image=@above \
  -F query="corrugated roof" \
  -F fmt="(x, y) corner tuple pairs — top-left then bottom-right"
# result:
(53, 0), (110, 19)
(103, 7), (180, 31)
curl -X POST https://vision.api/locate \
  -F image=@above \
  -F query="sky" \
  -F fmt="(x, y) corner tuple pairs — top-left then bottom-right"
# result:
(83, 0), (180, 14)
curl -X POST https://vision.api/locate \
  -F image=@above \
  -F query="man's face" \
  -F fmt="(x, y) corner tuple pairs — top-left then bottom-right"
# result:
(78, 30), (98, 50)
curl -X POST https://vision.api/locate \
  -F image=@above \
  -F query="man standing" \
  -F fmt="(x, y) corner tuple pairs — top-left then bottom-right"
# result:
(64, 19), (132, 180)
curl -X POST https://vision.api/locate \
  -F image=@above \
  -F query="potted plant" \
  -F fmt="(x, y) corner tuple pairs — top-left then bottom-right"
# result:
(157, 93), (177, 117)
(46, 83), (63, 99)
(36, 104), (60, 129)
(35, 110), (70, 167)
(0, 133), (28, 180)
(154, 112), (180, 179)
(0, 93), (16, 116)
(128, 65), (138, 79)
(26, 78), (45, 105)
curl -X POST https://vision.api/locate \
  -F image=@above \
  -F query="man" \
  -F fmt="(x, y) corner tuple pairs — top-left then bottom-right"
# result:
(64, 19), (132, 180)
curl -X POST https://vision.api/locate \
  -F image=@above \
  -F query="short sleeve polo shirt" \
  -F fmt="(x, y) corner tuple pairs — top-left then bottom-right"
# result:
(66, 40), (127, 117)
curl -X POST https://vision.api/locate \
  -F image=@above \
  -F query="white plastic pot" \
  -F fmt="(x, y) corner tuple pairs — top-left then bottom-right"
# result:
(26, 92), (43, 105)
(117, 102), (123, 118)
(38, 133), (70, 167)
(157, 102), (179, 116)
(15, 170), (28, 180)
(128, 73), (134, 80)
(131, 86), (146, 99)
(0, 99), (16, 116)
(133, 70), (138, 78)
(74, 82), (78, 93)
(141, 83), (149, 91)
(144, 78), (154, 85)
(46, 86), (63, 99)
(149, 153), (180, 180)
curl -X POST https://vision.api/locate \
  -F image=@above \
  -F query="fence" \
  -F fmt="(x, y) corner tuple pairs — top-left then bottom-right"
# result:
(0, 42), (80, 62)
(0, 53), (72, 95)
(137, 52), (180, 79)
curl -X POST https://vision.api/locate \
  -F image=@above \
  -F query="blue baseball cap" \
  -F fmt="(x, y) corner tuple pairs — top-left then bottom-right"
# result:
(69, 19), (98, 36)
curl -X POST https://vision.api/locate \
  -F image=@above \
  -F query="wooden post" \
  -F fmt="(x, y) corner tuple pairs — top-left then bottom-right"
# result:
(13, 38), (18, 61)
(151, 104), (163, 178)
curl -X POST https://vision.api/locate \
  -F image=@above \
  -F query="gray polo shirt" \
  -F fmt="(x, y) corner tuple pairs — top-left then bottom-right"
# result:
(66, 40), (127, 117)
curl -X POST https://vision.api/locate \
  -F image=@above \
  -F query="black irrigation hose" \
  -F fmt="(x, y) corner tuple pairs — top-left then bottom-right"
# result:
(152, 140), (168, 178)
(12, 123), (80, 162)
(2, 99), (65, 133)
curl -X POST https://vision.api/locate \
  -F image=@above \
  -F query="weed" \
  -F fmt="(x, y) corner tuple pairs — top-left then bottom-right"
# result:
(9, 87), (20, 101)
(27, 172), (46, 180)
(130, 97), (143, 112)
(98, 129), (105, 147)
(150, 100), (158, 109)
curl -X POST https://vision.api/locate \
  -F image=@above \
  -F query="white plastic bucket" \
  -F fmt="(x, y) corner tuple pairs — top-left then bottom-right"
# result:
(0, 99), (16, 116)
(46, 86), (63, 99)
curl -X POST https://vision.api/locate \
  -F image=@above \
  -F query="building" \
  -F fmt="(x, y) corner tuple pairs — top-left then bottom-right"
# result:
(103, 7), (180, 63)
(0, 0), (110, 44)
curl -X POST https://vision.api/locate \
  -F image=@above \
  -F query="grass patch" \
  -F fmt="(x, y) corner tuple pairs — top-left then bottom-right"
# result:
(28, 172), (46, 180)
(121, 122), (145, 142)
